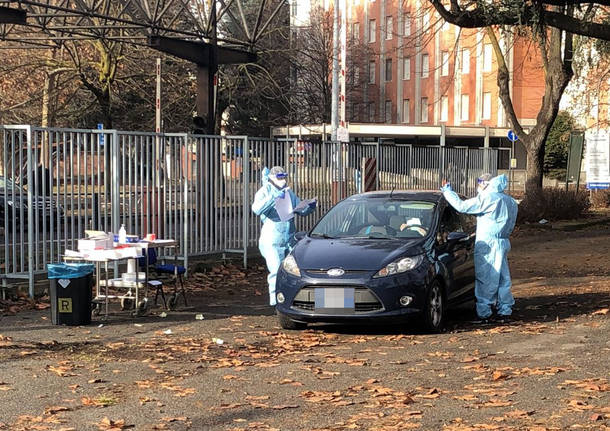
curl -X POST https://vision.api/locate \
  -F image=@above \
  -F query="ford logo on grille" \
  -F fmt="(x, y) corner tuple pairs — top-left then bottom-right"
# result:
(327, 268), (345, 277)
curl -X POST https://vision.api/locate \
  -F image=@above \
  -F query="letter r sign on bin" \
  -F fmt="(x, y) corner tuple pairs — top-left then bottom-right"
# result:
(58, 298), (72, 313)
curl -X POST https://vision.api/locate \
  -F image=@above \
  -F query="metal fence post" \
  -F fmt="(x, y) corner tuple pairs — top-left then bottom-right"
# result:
(440, 124), (446, 185)
(375, 138), (381, 190)
(182, 133), (189, 277)
(242, 136), (249, 269)
(111, 130), (120, 277)
(26, 126), (35, 297)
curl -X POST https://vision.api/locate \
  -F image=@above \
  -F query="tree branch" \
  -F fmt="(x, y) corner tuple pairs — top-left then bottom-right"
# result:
(486, 27), (525, 138)
(428, 1), (610, 41)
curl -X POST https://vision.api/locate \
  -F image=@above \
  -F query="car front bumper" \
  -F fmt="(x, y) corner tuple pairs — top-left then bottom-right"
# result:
(275, 264), (431, 323)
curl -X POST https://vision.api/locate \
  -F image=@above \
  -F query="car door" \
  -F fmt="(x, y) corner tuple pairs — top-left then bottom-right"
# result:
(436, 205), (473, 303)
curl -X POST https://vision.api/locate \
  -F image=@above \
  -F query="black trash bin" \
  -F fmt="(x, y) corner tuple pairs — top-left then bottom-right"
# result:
(47, 263), (95, 325)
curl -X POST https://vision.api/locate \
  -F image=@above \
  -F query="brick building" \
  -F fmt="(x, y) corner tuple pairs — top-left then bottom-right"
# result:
(344, 0), (544, 128)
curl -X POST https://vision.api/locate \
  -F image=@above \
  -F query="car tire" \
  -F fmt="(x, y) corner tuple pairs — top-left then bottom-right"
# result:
(421, 280), (445, 333)
(277, 311), (307, 330)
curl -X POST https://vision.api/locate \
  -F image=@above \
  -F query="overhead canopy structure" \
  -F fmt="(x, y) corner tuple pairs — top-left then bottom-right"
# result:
(0, 0), (285, 132)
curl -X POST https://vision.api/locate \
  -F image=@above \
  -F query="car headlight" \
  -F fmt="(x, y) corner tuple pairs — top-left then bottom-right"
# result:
(374, 255), (424, 278)
(282, 255), (301, 277)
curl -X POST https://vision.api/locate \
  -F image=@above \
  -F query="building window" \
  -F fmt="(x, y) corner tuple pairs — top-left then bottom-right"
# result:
(461, 94), (469, 121)
(483, 43), (493, 72)
(462, 49), (470, 74)
(352, 22), (360, 40)
(403, 57), (411, 80)
(369, 102), (376, 122)
(421, 53), (429, 78)
(441, 51), (449, 76)
(369, 61), (375, 84)
(402, 99), (410, 123)
(369, 19), (376, 43)
(385, 100), (392, 123)
(291, 0), (297, 17)
(386, 16), (393, 40)
(385, 58), (392, 81)
(354, 66), (360, 85)
(421, 97), (428, 123)
(442, 19), (450, 31)
(403, 14), (411, 36)
(482, 92), (492, 120)
(422, 11), (430, 31)
(440, 95), (448, 122)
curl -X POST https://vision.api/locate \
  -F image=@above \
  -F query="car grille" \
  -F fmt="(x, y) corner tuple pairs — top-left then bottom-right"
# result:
(306, 269), (370, 276)
(291, 286), (384, 313)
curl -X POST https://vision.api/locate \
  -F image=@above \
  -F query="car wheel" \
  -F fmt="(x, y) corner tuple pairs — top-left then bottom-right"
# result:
(277, 311), (307, 330)
(422, 280), (445, 333)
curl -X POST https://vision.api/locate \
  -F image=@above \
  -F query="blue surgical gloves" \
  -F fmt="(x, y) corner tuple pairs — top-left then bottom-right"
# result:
(440, 182), (452, 193)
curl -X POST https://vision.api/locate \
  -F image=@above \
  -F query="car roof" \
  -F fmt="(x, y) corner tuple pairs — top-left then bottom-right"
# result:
(347, 190), (444, 203)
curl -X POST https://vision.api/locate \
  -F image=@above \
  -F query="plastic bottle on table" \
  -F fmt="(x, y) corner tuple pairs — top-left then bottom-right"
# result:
(118, 224), (127, 244)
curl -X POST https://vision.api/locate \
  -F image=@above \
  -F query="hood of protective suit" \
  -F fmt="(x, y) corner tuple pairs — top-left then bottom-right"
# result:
(485, 174), (508, 194)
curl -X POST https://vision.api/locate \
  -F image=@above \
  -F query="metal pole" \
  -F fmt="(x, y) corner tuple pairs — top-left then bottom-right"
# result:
(26, 126), (34, 297)
(111, 130), (120, 278)
(242, 137), (249, 269)
(331, 0), (339, 141)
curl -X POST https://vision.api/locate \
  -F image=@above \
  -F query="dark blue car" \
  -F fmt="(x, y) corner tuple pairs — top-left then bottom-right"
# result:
(275, 191), (476, 332)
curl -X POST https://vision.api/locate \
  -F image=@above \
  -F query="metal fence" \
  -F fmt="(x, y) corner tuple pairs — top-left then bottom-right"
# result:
(1, 126), (498, 296)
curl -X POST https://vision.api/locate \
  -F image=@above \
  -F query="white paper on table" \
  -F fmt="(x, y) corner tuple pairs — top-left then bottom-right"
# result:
(274, 191), (294, 221)
(293, 197), (317, 214)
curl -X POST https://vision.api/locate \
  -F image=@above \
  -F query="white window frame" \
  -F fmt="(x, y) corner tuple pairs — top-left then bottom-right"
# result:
(462, 49), (470, 74)
(403, 14), (411, 36)
(369, 19), (376, 43)
(482, 92), (492, 120)
(440, 95), (448, 122)
(385, 100), (392, 123)
(353, 22), (360, 40)
(386, 16), (393, 40)
(421, 53), (429, 78)
(369, 102), (376, 122)
(403, 57), (410, 80)
(461, 94), (469, 121)
(402, 99), (410, 123)
(441, 51), (449, 76)
(421, 97), (428, 123)
(385, 58), (392, 81)
(483, 43), (493, 72)
(422, 11), (430, 31)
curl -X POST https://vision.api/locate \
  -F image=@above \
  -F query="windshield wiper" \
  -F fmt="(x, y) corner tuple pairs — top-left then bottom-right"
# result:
(350, 235), (394, 240)
(310, 233), (337, 239)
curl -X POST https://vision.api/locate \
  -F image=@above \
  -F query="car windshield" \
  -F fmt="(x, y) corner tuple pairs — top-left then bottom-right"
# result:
(311, 199), (436, 239)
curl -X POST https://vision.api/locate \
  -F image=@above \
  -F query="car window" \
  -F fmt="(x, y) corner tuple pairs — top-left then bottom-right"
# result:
(458, 213), (476, 232)
(440, 207), (463, 233)
(311, 199), (436, 239)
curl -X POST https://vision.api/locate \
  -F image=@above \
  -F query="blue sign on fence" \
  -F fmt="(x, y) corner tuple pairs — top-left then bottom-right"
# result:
(507, 130), (518, 142)
(97, 123), (104, 146)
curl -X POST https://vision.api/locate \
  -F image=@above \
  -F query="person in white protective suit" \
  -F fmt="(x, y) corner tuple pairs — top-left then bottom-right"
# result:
(440, 173), (518, 323)
(252, 166), (316, 306)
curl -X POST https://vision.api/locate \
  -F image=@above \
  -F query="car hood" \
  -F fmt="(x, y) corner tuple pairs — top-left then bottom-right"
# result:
(293, 237), (427, 271)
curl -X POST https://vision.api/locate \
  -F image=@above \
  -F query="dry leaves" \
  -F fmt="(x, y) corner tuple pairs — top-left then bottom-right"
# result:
(97, 417), (127, 431)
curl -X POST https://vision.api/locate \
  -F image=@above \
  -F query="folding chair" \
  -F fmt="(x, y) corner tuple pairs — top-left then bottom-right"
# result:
(141, 248), (187, 310)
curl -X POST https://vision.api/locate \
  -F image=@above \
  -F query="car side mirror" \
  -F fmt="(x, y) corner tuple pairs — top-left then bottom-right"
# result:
(447, 231), (469, 242)
(294, 231), (306, 241)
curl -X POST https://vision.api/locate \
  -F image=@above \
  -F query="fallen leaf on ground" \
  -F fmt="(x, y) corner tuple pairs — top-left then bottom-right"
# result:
(97, 417), (127, 430)
(592, 308), (609, 315)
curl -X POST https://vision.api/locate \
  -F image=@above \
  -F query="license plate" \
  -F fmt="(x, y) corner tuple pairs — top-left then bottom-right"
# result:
(314, 288), (355, 312)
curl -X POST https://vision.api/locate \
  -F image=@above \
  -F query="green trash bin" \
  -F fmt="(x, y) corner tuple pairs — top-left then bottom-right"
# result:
(47, 263), (95, 326)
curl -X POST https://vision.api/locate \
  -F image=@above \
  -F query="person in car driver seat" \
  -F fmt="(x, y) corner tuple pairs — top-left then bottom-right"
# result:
(400, 217), (427, 236)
